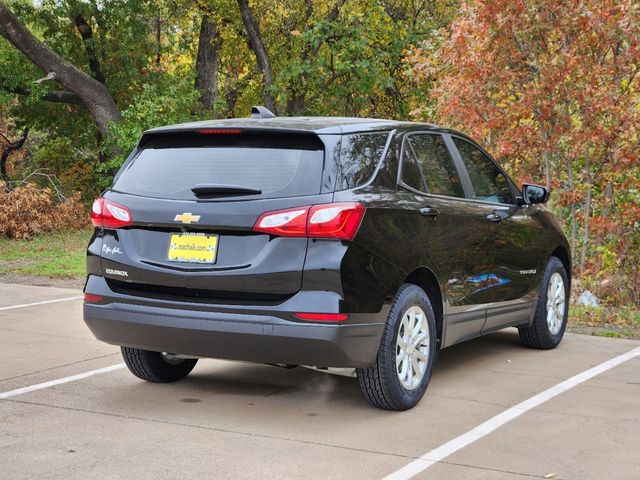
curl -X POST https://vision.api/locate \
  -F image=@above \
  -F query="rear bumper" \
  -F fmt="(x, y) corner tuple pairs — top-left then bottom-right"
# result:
(83, 275), (386, 367)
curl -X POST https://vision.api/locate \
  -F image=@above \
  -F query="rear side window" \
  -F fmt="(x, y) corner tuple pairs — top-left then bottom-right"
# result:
(401, 133), (464, 197)
(112, 132), (324, 200)
(335, 132), (390, 190)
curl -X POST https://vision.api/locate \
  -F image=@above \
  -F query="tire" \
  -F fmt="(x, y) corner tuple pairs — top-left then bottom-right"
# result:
(519, 256), (569, 349)
(121, 347), (198, 383)
(356, 283), (437, 410)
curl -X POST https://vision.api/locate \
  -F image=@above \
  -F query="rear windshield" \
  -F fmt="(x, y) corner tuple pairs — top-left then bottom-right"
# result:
(112, 132), (324, 200)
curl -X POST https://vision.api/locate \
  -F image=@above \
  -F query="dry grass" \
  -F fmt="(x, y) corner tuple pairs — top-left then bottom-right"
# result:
(0, 182), (88, 239)
(569, 305), (640, 340)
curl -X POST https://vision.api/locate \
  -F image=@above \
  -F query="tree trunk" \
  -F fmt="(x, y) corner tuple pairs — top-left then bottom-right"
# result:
(225, 72), (253, 117)
(0, 127), (29, 180)
(74, 13), (105, 84)
(568, 158), (577, 265)
(602, 182), (613, 217)
(236, 0), (277, 113)
(195, 15), (221, 111)
(286, 93), (306, 116)
(155, 10), (161, 65)
(0, 1), (121, 136)
(283, 0), (347, 115)
(541, 125), (551, 189)
(580, 148), (592, 273)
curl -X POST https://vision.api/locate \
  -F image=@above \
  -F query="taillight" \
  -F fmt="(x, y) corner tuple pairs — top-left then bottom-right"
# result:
(84, 293), (103, 302)
(308, 203), (366, 240)
(252, 202), (365, 240)
(253, 207), (309, 237)
(90, 197), (133, 228)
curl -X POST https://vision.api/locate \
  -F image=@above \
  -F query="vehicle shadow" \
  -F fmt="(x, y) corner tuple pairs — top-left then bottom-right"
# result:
(120, 328), (526, 409)
(435, 328), (524, 374)
(72, 327), (535, 455)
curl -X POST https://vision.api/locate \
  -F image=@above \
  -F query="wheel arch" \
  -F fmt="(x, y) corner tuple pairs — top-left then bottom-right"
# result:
(550, 245), (572, 285)
(404, 267), (444, 348)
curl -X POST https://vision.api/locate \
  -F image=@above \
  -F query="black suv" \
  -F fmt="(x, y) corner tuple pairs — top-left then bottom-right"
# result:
(84, 108), (571, 410)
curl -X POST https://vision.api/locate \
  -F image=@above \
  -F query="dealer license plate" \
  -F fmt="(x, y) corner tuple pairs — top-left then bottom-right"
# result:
(167, 233), (218, 264)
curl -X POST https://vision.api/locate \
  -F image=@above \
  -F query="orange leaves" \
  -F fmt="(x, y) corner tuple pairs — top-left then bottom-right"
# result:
(557, 189), (583, 206)
(590, 215), (618, 236)
(405, 0), (640, 305)
(415, 0), (640, 162)
(406, 0), (640, 189)
(0, 183), (88, 240)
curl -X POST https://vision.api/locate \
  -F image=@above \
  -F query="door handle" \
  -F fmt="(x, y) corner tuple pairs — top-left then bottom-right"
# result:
(419, 206), (439, 218)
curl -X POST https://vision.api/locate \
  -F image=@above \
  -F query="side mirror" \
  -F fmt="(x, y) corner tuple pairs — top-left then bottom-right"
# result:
(522, 184), (550, 204)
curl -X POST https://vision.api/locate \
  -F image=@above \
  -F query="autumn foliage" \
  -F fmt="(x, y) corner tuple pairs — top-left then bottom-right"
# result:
(1, 0), (639, 308)
(407, 0), (640, 306)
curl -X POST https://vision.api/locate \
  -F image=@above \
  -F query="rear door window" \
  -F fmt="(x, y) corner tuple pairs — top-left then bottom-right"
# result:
(335, 132), (390, 190)
(452, 137), (514, 204)
(112, 132), (324, 200)
(401, 133), (465, 197)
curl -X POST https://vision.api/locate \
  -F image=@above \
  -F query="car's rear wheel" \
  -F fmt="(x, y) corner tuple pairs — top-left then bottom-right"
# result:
(356, 283), (437, 410)
(121, 347), (198, 383)
(519, 256), (569, 349)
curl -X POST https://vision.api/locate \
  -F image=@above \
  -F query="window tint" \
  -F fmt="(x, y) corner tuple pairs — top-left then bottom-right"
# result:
(336, 132), (390, 190)
(453, 138), (514, 204)
(113, 134), (323, 200)
(401, 134), (464, 197)
(401, 145), (425, 192)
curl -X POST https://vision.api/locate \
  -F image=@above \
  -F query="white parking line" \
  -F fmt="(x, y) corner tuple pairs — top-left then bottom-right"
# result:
(0, 363), (126, 400)
(0, 296), (83, 312)
(384, 345), (640, 480)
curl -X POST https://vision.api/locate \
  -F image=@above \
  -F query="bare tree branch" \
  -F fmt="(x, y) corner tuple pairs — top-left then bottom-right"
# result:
(236, 0), (277, 113)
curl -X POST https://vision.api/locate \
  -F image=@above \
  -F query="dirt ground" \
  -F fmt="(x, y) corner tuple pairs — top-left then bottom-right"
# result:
(0, 272), (85, 289)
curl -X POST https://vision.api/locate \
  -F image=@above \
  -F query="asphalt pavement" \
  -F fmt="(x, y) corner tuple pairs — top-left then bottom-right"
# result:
(1, 281), (639, 480)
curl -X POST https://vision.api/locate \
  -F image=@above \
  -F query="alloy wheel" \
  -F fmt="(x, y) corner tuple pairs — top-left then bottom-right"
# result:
(546, 272), (566, 335)
(395, 306), (430, 390)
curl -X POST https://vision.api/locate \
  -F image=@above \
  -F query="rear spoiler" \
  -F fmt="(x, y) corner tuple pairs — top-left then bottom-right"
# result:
(138, 129), (326, 151)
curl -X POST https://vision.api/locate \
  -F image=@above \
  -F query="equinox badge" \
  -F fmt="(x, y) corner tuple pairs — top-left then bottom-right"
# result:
(174, 213), (201, 224)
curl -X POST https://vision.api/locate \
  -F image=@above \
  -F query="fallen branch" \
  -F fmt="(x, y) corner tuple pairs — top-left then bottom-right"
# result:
(8, 169), (67, 203)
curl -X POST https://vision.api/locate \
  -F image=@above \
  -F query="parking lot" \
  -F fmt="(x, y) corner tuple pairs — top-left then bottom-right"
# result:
(1, 281), (639, 479)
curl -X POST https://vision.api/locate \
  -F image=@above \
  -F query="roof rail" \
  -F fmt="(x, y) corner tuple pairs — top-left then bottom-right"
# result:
(250, 105), (276, 119)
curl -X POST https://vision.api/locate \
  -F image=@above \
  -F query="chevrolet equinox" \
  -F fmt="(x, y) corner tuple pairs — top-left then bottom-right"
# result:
(84, 107), (571, 410)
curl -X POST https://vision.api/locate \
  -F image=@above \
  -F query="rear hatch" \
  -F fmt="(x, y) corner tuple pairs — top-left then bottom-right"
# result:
(99, 130), (331, 301)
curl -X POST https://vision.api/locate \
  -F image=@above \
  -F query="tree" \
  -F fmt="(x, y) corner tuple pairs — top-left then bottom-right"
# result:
(408, 0), (640, 299)
(0, 0), (457, 194)
(0, 0), (121, 136)
(236, 0), (277, 113)
(195, 14), (222, 111)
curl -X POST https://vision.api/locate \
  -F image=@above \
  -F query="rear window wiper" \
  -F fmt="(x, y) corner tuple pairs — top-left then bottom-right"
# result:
(191, 183), (262, 197)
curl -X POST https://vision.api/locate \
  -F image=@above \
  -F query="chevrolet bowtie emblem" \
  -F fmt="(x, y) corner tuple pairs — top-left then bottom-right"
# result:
(174, 213), (201, 224)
